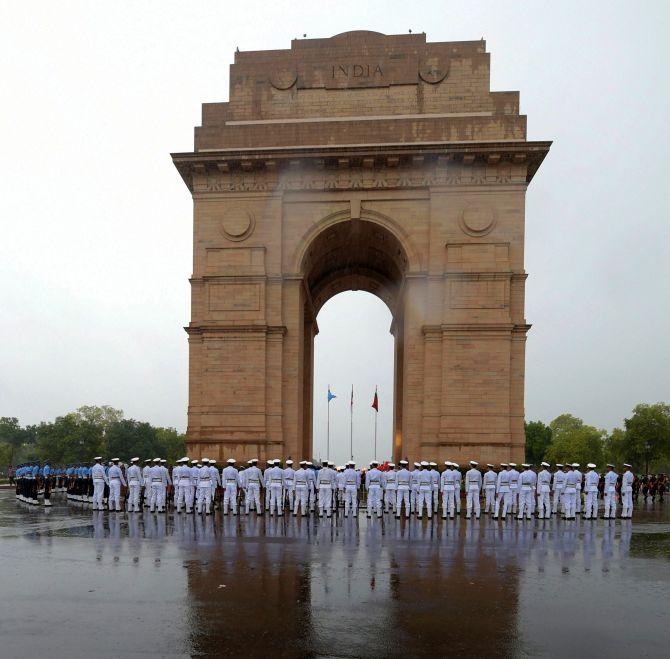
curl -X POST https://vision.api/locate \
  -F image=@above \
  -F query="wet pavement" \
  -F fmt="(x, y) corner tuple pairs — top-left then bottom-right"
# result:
(0, 491), (669, 658)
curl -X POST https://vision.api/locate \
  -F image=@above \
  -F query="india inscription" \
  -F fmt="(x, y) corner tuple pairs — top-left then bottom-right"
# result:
(172, 30), (551, 464)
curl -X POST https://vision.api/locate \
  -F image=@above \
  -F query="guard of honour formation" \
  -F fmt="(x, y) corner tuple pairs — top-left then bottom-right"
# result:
(13, 458), (659, 521)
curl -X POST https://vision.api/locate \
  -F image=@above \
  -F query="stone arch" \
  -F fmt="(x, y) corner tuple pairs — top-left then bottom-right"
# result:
(291, 208), (421, 278)
(296, 211), (411, 461)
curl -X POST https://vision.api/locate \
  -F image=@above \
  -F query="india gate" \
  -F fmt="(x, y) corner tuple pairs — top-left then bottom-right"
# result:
(172, 31), (550, 465)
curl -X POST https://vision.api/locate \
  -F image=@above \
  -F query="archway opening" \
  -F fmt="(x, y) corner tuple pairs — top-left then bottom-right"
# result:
(299, 218), (408, 463)
(312, 291), (394, 466)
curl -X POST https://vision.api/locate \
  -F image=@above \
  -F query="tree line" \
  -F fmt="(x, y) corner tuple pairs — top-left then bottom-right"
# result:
(1, 402), (669, 474)
(0, 405), (186, 471)
(525, 403), (670, 473)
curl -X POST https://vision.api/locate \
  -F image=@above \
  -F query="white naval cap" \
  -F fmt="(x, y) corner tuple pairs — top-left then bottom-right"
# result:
(306, 461), (313, 466)
(94, 456), (102, 461)
(299, 460), (307, 465)
(388, 462), (395, 467)
(209, 459), (217, 465)
(371, 460), (379, 466)
(413, 462), (420, 467)
(500, 463), (508, 467)
(399, 459), (408, 465)
(286, 460), (293, 465)
(541, 462), (550, 467)
(111, 457), (120, 462)
(161, 459), (167, 463)
(522, 463), (530, 468)
(555, 463), (563, 467)
(606, 463), (615, 468)
(201, 458), (209, 464)
(509, 463), (517, 467)
(420, 460), (429, 467)
(181, 456), (189, 462)
(571, 463), (580, 468)
(130, 457), (139, 463)
(247, 459), (254, 464)
(227, 458), (236, 464)
(452, 463), (459, 468)
(444, 461), (452, 466)
(470, 460), (478, 465)
(191, 459), (198, 463)
(145, 459), (152, 463)
(429, 461), (437, 467)
(623, 463), (632, 468)
(486, 463), (495, 468)
(153, 458), (161, 463)
(587, 463), (596, 468)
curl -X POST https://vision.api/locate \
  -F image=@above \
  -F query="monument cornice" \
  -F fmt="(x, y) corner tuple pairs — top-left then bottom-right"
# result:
(172, 140), (551, 193)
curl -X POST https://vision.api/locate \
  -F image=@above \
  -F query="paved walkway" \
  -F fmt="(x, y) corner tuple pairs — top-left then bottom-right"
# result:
(0, 491), (669, 657)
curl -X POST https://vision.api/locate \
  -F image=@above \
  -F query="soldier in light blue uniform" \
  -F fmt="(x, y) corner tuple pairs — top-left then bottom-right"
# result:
(42, 461), (52, 506)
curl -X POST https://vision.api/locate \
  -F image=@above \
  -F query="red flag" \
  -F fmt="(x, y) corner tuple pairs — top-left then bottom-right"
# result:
(371, 387), (378, 412)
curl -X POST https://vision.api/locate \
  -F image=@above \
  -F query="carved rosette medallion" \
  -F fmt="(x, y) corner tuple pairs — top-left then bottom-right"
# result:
(418, 56), (449, 84)
(220, 208), (255, 241)
(459, 205), (496, 237)
(269, 67), (298, 90)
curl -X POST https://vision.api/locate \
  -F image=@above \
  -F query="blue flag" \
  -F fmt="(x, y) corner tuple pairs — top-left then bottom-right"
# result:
(327, 387), (336, 402)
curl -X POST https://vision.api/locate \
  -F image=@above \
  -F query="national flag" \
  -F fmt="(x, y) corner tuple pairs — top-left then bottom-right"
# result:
(350, 385), (354, 407)
(327, 387), (336, 402)
(371, 387), (378, 412)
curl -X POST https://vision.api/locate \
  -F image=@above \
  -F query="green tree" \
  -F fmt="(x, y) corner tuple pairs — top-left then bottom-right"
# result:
(525, 420), (552, 464)
(34, 414), (104, 464)
(545, 414), (605, 466)
(154, 427), (186, 463)
(74, 405), (124, 431)
(0, 417), (35, 464)
(105, 419), (156, 461)
(603, 427), (627, 466)
(623, 403), (670, 472)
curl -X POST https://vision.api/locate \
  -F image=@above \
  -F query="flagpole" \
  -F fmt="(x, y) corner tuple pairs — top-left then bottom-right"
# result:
(350, 385), (353, 461)
(327, 383), (330, 462)
(374, 406), (377, 461)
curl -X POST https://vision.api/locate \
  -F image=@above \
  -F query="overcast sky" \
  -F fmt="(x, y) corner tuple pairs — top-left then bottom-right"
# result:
(1, 1), (668, 463)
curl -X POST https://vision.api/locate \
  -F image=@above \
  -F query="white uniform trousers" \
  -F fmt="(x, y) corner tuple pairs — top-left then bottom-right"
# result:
(563, 488), (577, 518)
(442, 487), (456, 518)
(575, 487), (582, 513)
(416, 486), (433, 517)
(269, 484), (283, 515)
(384, 486), (396, 512)
(466, 485), (481, 518)
(318, 485), (332, 516)
(396, 488), (411, 518)
(552, 488), (563, 514)
(175, 483), (190, 512)
(537, 488), (551, 518)
(410, 486), (419, 513)
(245, 483), (261, 513)
(432, 485), (439, 510)
(509, 487), (518, 514)
(196, 484), (211, 513)
(604, 488), (617, 518)
(294, 485), (309, 515)
(367, 484), (382, 517)
(621, 490), (633, 518)
(484, 486), (496, 513)
(517, 487), (533, 519)
(584, 490), (598, 518)
(494, 490), (510, 518)
(285, 487), (295, 512)
(128, 482), (141, 512)
(93, 480), (105, 510)
(223, 483), (238, 514)
(344, 485), (358, 516)
(108, 480), (122, 511)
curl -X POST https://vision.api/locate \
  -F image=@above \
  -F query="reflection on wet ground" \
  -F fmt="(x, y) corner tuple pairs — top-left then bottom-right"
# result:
(1, 492), (669, 658)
